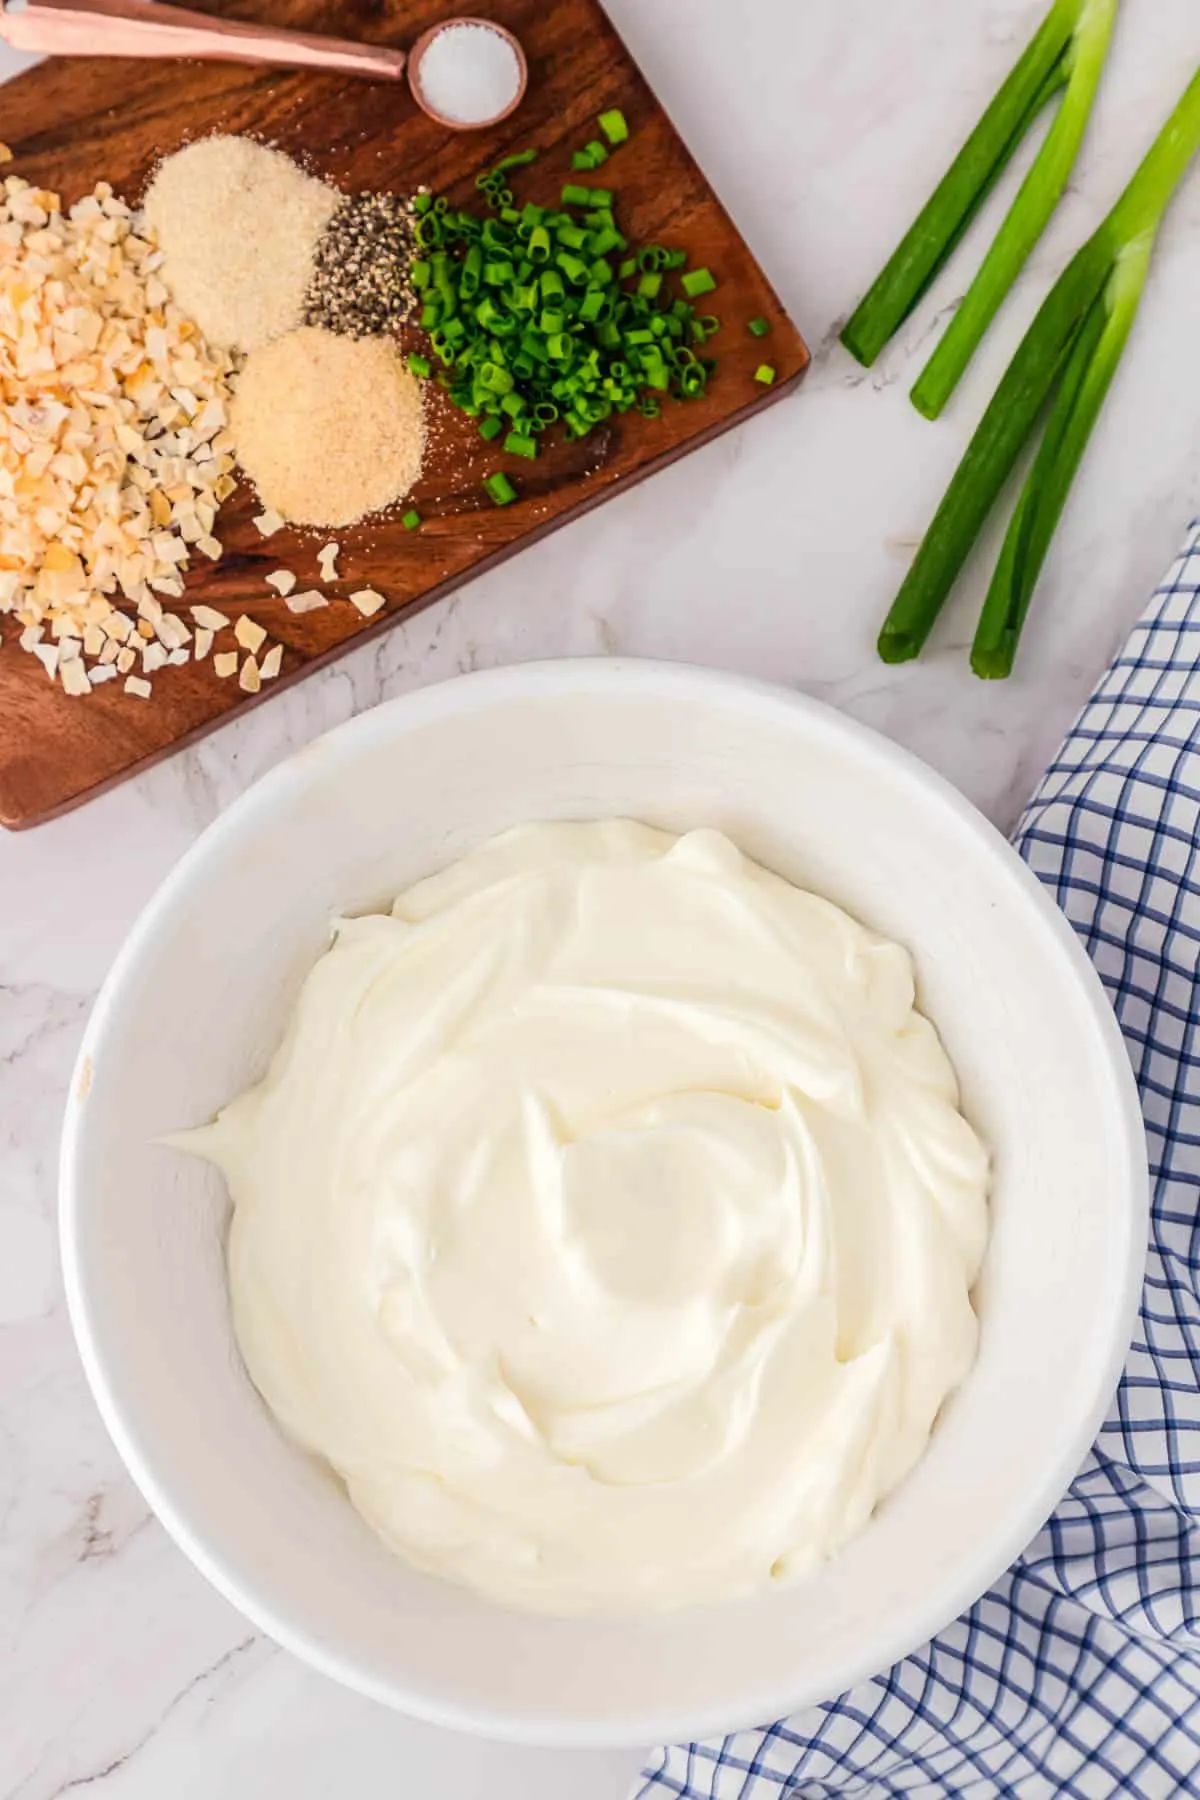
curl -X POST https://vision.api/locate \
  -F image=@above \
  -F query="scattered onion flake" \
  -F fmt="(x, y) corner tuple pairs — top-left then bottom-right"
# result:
(234, 615), (267, 655)
(286, 590), (328, 615)
(0, 174), (238, 698)
(350, 588), (387, 618)
(190, 604), (230, 631)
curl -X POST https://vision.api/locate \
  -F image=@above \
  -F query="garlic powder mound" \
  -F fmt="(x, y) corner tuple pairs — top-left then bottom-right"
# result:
(144, 137), (339, 353)
(231, 327), (425, 529)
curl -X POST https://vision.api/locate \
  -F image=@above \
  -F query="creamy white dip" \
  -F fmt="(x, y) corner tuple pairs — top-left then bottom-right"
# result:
(181, 822), (989, 1615)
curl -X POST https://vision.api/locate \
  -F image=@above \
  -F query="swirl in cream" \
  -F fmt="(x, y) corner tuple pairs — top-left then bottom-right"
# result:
(184, 822), (989, 1615)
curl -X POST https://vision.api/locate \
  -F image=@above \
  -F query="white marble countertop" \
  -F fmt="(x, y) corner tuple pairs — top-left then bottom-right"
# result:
(6, 2), (1200, 1794)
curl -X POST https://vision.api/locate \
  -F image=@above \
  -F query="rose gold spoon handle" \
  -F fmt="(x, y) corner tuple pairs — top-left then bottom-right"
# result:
(0, 0), (407, 81)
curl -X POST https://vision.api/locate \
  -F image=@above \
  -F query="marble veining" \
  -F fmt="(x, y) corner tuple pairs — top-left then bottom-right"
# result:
(5, 2), (1200, 1793)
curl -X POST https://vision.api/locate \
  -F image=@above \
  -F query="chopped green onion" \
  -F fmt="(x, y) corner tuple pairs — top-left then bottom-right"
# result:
(572, 150), (596, 171)
(415, 176), (722, 455)
(681, 267), (717, 298)
(747, 316), (771, 337)
(754, 364), (777, 385)
(598, 108), (629, 145)
(484, 471), (517, 506)
(407, 353), (432, 379)
(402, 509), (422, 531)
(562, 185), (613, 210)
(589, 226), (625, 259)
(585, 141), (609, 166)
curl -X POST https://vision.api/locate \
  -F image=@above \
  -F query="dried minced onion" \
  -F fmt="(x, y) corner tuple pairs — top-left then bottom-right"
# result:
(0, 175), (238, 694)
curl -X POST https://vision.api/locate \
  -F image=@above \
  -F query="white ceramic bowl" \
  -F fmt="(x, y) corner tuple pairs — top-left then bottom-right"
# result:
(60, 660), (1146, 1748)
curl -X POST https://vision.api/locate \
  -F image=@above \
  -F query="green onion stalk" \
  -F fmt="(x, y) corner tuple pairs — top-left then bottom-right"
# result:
(877, 64), (1200, 678)
(841, 0), (1118, 419)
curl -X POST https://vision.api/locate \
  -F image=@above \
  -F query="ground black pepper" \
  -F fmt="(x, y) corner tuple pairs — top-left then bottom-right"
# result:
(304, 192), (418, 339)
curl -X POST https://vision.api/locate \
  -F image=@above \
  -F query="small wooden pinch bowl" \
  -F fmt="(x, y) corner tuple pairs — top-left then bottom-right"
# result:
(408, 15), (528, 131)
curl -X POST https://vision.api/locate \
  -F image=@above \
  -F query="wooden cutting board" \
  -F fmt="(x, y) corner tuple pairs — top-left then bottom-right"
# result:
(0, 0), (808, 828)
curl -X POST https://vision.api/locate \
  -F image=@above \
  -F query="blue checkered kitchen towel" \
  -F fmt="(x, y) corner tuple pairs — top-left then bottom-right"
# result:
(637, 521), (1200, 1800)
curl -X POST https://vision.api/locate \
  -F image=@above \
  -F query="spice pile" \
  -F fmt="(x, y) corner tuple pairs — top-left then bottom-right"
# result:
(305, 192), (419, 339)
(144, 136), (339, 353)
(232, 328), (425, 530)
(0, 174), (240, 699)
(147, 135), (426, 531)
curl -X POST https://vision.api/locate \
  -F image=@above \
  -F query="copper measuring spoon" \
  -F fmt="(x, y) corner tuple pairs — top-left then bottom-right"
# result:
(0, 0), (530, 124)
(0, 0), (409, 83)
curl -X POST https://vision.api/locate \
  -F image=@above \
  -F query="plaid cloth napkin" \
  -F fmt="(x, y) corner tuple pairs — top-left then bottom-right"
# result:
(637, 522), (1200, 1800)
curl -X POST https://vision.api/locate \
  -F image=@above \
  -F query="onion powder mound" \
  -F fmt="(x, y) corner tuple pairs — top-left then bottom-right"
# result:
(230, 327), (425, 529)
(144, 136), (340, 354)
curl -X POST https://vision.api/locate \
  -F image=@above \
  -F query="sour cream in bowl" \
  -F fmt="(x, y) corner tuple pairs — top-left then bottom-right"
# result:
(61, 660), (1145, 1746)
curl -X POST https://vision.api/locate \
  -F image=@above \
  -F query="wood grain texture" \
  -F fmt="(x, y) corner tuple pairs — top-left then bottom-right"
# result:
(0, 0), (808, 828)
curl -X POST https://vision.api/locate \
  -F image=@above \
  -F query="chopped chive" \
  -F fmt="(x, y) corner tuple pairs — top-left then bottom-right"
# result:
(598, 108), (629, 145)
(748, 316), (771, 337)
(562, 184), (614, 210)
(754, 364), (777, 385)
(416, 182), (724, 455)
(407, 353), (432, 378)
(682, 268), (717, 299)
(402, 509), (422, 530)
(493, 149), (539, 173)
(484, 471), (518, 506)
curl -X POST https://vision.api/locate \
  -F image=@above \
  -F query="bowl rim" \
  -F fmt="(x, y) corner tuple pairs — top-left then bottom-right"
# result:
(59, 658), (1149, 1748)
